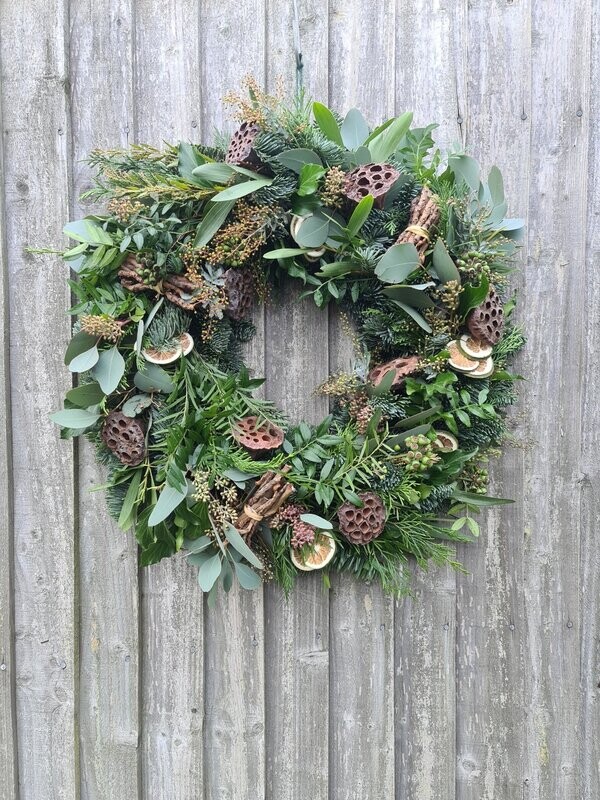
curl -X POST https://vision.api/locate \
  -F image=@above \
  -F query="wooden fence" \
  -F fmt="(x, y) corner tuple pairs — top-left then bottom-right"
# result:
(0, 0), (597, 797)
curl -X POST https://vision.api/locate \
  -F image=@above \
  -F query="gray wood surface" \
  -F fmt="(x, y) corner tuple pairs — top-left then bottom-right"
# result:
(0, 1), (598, 798)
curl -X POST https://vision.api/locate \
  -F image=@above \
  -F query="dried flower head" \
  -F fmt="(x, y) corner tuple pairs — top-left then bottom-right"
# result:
(80, 314), (125, 342)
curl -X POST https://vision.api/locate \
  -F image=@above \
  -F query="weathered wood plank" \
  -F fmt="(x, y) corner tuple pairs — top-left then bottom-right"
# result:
(198, 3), (268, 798)
(68, 3), (141, 797)
(521, 2), (590, 797)
(0, 1), (77, 797)
(454, 3), (531, 798)
(392, 3), (467, 797)
(134, 3), (204, 797)
(263, 3), (330, 799)
(582, 13), (600, 799)
(327, 3), (396, 798)
(0, 64), (18, 800)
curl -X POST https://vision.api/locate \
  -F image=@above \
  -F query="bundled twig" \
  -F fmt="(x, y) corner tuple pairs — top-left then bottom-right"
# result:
(396, 186), (440, 262)
(236, 467), (295, 540)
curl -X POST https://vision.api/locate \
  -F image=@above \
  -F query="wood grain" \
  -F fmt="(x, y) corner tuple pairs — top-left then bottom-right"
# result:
(0, 53), (17, 800)
(263, 3), (331, 798)
(1, 1), (77, 797)
(198, 3), (268, 798)
(0, 2), (598, 797)
(454, 2), (531, 798)
(134, 2), (205, 797)
(521, 3), (590, 797)
(327, 3), (397, 797)
(68, 2), (141, 797)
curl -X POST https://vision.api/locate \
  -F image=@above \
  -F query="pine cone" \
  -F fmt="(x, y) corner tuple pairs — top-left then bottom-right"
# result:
(337, 492), (386, 545)
(232, 416), (284, 456)
(396, 186), (440, 262)
(368, 355), (420, 390)
(101, 411), (146, 466)
(225, 122), (261, 169)
(467, 287), (504, 345)
(224, 268), (254, 320)
(343, 163), (400, 208)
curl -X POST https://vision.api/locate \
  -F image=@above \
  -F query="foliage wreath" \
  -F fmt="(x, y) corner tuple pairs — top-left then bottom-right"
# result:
(50, 82), (525, 603)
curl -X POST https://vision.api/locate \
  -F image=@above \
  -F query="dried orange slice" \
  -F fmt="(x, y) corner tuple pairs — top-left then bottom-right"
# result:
(458, 334), (493, 359)
(447, 341), (479, 373)
(142, 343), (182, 364)
(434, 431), (459, 451)
(290, 533), (336, 572)
(469, 356), (494, 379)
(179, 332), (194, 356)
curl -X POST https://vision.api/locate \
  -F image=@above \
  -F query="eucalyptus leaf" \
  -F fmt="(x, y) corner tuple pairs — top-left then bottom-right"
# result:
(488, 165), (505, 206)
(50, 408), (100, 429)
(191, 162), (234, 183)
(263, 247), (307, 260)
(392, 300), (433, 332)
(122, 393), (152, 417)
(383, 285), (435, 308)
(65, 331), (97, 365)
(134, 364), (174, 394)
(299, 513), (333, 531)
(68, 345), (99, 373)
(65, 382), (105, 408)
(449, 154), (480, 191)
(118, 470), (142, 531)
(197, 553), (223, 592)
(224, 524), (263, 569)
(452, 490), (514, 507)
(346, 194), (374, 238)
(375, 243), (420, 283)
(340, 108), (369, 149)
(177, 142), (207, 184)
(277, 148), (322, 173)
(293, 213), (330, 248)
(92, 346), (125, 394)
(431, 238), (461, 284)
(233, 561), (261, 590)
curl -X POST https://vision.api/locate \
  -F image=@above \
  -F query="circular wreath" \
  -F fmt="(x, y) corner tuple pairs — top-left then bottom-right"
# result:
(51, 81), (525, 602)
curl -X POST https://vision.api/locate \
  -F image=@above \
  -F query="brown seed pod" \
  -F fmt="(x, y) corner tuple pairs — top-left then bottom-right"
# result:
(225, 121), (261, 169)
(232, 416), (284, 455)
(368, 355), (420, 390)
(101, 411), (146, 467)
(343, 163), (400, 208)
(224, 268), (254, 321)
(467, 288), (504, 346)
(337, 492), (386, 545)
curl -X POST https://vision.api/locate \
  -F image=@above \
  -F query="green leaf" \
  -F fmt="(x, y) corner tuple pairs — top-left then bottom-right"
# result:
(431, 238), (461, 284)
(369, 368), (396, 396)
(134, 364), (174, 394)
(65, 331), (97, 365)
(384, 285), (435, 309)
(263, 247), (307, 260)
(277, 148), (322, 173)
(368, 111), (413, 162)
(375, 243), (420, 283)
(449, 154), (480, 191)
(185, 535), (213, 554)
(393, 301), (433, 332)
(313, 101), (343, 145)
(299, 513), (333, 531)
(496, 218), (525, 240)
(118, 470), (142, 530)
(148, 484), (187, 526)
(293, 213), (330, 248)
(68, 345), (99, 373)
(297, 163), (326, 196)
(340, 108), (369, 150)
(233, 561), (261, 590)
(177, 142), (206, 184)
(64, 219), (113, 246)
(65, 382), (105, 408)
(346, 194), (374, 238)
(211, 176), (272, 202)
(343, 489), (364, 507)
(50, 408), (100, 429)
(458, 275), (490, 318)
(197, 553), (223, 592)
(224, 524), (263, 569)
(122, 393), (153, 417)
(452, 490), (514, 507)
(194, 199), (236, 247)
(92, 346), (125, 395)
(191, 162), (234, 183)
(488, 165), (504, 206)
